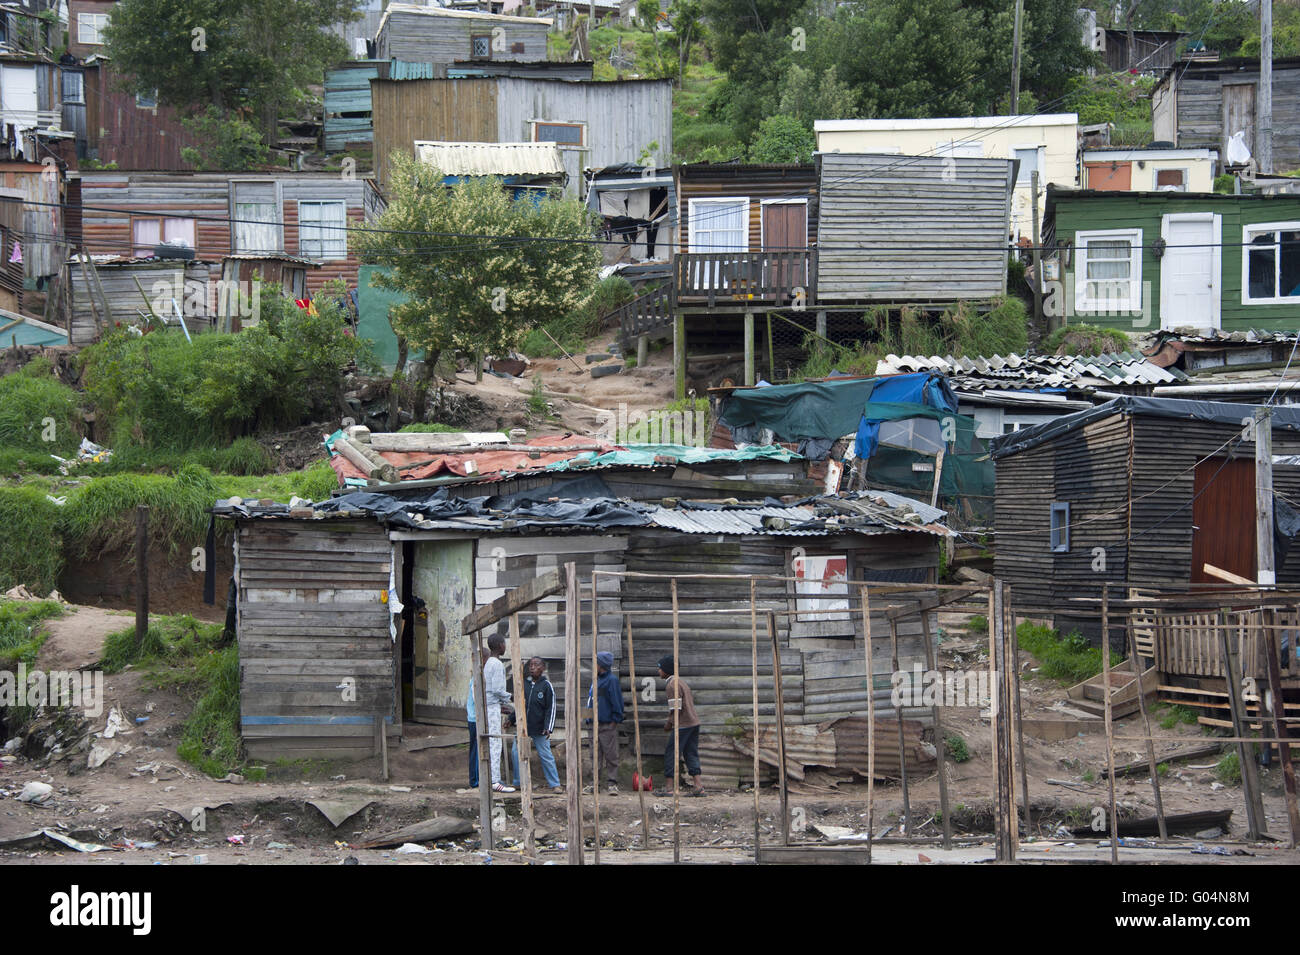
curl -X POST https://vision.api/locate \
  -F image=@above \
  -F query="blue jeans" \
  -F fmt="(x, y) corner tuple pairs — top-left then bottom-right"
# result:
(468, 720), (478, 787)
(513, 734), (560, 789)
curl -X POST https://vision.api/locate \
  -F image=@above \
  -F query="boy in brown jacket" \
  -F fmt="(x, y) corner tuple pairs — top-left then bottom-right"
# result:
(658, 654), (703, 796)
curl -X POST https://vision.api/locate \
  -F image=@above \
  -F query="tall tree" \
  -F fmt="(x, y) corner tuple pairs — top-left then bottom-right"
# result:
(104, 0), (357, 144)
(354, 154), (603, 368)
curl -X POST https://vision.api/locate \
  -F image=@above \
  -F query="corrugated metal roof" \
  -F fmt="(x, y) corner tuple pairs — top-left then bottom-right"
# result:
(414, 141), (565, 177)
(649, 505), (825, 536)
(876, 351), (1184, 391)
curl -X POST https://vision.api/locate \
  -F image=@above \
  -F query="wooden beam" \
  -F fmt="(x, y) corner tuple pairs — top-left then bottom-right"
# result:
(462, 569), (564, 635)
(884, 586), (982, 621)
(564, 562), (583, 865)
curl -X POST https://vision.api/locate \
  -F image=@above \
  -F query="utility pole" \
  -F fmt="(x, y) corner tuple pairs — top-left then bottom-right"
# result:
(1261, 0), (1274, 174)
(1010, 0), (1023, 113)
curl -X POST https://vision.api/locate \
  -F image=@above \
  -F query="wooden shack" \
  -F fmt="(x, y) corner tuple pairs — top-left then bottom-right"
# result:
(1152, 56), (1300, 173)
(75, 172), (385, 297)
(374, 4), (552, 64)
(370, 75), (673, 195)
(219, 459), (949, 783)
(815, 153), (1014, 303)
(992, 396), (1300, 641)
(68, 257), (216, 344)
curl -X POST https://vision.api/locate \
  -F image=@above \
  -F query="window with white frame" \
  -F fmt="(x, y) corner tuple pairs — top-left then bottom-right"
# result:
(78, 12), (109, 45)
(133, 217), (195, 257)
(135, 90), (158, 109)
(1074, 228), (1142, 312)
(1013, 146), (1043, 188)
(232, 181), (282, 254)
(298, 200), (347, 260)
(1154, 168), (1188, 191)
(1244, 222), (1300, 303)
(688, 198), (747, 253)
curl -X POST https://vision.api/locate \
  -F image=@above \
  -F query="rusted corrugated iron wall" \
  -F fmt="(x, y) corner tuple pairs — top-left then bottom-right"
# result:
(84, 65), (200, 171)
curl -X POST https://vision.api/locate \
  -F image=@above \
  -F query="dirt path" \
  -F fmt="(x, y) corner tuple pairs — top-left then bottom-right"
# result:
(36, 606), (133, 672)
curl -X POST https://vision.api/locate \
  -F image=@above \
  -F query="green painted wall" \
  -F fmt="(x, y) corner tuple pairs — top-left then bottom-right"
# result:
(413, 539), (475, 712)
(357, 265), (423, 368)
(1052, 192), (1300, 332)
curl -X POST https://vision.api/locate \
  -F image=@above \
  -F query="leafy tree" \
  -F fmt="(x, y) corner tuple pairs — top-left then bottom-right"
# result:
(748, 114), (816, 163)
(776, 64), (859, 128)
(179, 106), (269, 171)
(354, 153), (603, 369)
(103, 0), (356, 144)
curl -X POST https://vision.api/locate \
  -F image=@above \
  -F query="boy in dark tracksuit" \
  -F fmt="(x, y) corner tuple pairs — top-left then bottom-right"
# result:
(513, 657), (561, 791)
(586, 650), (625, 794)
(658, 654), (703, 795)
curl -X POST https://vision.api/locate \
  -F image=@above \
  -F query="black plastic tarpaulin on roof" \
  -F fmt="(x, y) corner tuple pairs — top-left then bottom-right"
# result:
(990, 395), (1300, 458)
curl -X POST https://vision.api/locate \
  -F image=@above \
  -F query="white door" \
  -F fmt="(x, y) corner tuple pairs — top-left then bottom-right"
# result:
(1160, 213), (1220, 330)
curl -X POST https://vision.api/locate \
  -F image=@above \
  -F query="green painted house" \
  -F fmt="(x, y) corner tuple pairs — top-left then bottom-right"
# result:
(1044, 187), (1300, 334)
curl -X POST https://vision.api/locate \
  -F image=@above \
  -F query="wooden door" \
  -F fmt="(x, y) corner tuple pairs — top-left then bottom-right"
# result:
(1160, 213), (1220, 330)
(1191, 456), (1256, 586)
(762, 200), (808, 291)
(1223, 82), (1256, 162)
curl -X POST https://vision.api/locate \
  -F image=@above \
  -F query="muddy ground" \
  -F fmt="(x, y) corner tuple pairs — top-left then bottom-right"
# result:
(2, 604), (1298, 866)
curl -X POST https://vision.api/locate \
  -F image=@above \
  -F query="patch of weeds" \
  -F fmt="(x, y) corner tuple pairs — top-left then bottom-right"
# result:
(1157, 704), (1199, 730)
(1156, 762), (1170, 777)
(243, 766), (268, 782)
(967, 614), (988, 634)
(1064, 805), (1092, 827)
(1214, 751), (1241, 785)
(398, 422), (462, 433)
(0, 599), (65, 667)
(1015, 622), (1112, 685)
(527, 376), (548, 416)
(945, 733), (970, 763)
(176, 645), (241, 778)
(0, 486), (64, 593)
(1081, 768), (1096, 783)
(98, 613), (240, 777)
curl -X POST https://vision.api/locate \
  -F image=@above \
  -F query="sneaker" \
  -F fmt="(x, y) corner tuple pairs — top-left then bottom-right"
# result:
(551, 786), (564, 794)
(607, 784), (620, 795)
(491, 783), (515, 793)
(582, 785), (593, 795)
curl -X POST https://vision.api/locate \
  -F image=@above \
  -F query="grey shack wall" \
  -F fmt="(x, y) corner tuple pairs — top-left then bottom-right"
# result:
(376, 8), (551, 63)
(815, 153), (1014, 302)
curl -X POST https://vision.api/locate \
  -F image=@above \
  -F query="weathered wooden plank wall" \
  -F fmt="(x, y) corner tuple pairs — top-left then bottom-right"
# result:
(677, 164), (818, 252)
(816, 152), (1013, 302)
(237, 520), (398, 761)
(375, 7), (551, 64)
(370, 78), (497, 188)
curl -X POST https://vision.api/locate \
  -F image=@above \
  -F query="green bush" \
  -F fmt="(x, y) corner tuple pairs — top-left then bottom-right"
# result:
(945, 733), (970, 763)
(78, 284), (370, 449)
(0, 357), (81, 454)
(0, 486), (64, 594)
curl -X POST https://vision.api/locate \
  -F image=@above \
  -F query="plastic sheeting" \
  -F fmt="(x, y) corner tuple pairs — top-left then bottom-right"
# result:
(543, 443), (798, 471)
(992, 395), (1300, 459)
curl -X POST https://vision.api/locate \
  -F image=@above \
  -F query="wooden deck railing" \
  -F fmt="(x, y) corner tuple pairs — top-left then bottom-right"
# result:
(675, 250), (816, 307)
(614, 283), (674, 351)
